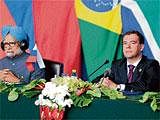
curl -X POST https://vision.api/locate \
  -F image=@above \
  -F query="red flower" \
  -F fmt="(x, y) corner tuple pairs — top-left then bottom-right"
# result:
(34, 83), (45, 90)
(76, 86), (91, 96)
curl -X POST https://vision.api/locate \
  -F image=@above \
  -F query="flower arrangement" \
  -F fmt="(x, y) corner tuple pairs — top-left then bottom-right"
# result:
(35, 82), (73, 109)
(0, 76), (160, 118)
(34, 76), (160, 114)
(34, 76), (127, 120)
(35, 77), (125, 107)
(35, 82), (73, 120)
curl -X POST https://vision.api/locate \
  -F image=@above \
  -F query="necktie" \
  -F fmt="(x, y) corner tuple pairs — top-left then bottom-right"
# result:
(128, 65), (135, 83)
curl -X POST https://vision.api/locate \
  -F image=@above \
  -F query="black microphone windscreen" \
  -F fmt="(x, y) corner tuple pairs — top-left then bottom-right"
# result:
(104, 59), (109, 64)
(104, 69), (111, 78)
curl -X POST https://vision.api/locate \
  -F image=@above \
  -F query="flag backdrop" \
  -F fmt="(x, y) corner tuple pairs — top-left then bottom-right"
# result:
(0, 0), (160, 81)
(0, 0), (82, 77)
(75, 0), (160, 81)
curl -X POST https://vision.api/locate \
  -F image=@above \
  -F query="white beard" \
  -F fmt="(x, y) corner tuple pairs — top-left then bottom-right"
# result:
(6, 48), (23, 58)
(6, 52), (14, 57)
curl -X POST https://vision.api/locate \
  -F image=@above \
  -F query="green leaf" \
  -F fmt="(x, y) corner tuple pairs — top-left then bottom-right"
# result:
(77, 99), (83, 107)
(139, 92), (159, 103)
(0, 81), (14, 93)
(138, 92), (160, 112)
(100, 87), (125, 100)
(21, 79), (46, 93)
(150, 97), (157, 112)
(23, 90), (41, 98)
(8, 88), (19, 101)
(73, 96), (81, 106)
(70, 93), (93, 107)
(82, 99), (92, 107)
(86, 88), (101, 98)
(0, 85), (8, 93)
(117, 92), (126, 99)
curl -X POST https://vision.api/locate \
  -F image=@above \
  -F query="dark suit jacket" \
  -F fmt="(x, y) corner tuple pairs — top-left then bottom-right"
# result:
(110, 55), (160, 92)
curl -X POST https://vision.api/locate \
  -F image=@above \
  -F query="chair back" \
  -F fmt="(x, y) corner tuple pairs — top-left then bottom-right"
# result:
(43, 59), (63, 81)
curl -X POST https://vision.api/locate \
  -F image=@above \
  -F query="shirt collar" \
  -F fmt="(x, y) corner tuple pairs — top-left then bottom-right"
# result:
(127, 57), (142, 67)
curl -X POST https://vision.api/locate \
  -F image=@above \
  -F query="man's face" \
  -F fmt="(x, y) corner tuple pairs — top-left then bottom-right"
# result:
(3, 34), (21, 57)
(122, 34), (144, 59)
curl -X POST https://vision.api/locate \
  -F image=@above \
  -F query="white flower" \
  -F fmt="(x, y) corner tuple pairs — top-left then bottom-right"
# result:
(55, 84), (70, 98)
(57, 98), (73, 108)
(54, 95), (64, 103)
(35, 94), (44, 106)
(39, 94), (43, 100)
(35, 100), (40, 106)
(35, 81), (73, 109)
(64, 99), (73, 108)
(52, 103), (58, 109)
(42, 82), (57, 99)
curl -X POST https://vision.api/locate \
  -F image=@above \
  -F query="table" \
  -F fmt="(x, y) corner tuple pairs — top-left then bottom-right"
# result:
(0, 93), (39, 119)
(1, 93), (159, 119)
(65, 99), (160, 119)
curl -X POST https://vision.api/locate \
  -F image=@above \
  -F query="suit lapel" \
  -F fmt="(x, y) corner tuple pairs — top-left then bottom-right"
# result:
(133, 56), (146, 82)
(119, 59), (128, 83)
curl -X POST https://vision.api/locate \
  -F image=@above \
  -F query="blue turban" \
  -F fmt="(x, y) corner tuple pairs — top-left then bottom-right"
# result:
(1, 25), (28, 42)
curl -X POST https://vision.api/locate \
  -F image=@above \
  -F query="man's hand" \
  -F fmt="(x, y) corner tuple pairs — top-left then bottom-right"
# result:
(0, 69), (20, 83)
(102, 77), (117, 90)
(0, 69), (9, 81)
(4, 70), (20, 83)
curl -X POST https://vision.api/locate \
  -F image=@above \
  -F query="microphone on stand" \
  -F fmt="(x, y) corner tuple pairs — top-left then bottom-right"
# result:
(103, 69), (111, 78)
(88, 59), (109, 78)
(97, 68), (111, 85)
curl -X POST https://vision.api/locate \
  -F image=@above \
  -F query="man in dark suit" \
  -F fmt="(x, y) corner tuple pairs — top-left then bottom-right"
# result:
(102, 31), (160, 92)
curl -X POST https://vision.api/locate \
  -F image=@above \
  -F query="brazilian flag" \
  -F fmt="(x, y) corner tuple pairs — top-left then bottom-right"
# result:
(75, 0), (123, 81)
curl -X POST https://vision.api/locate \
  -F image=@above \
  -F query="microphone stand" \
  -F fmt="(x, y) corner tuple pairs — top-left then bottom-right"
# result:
(88, 60), (109, 78)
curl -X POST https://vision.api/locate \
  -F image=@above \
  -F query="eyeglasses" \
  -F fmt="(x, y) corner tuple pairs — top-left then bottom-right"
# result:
(3, 42), (17, 49)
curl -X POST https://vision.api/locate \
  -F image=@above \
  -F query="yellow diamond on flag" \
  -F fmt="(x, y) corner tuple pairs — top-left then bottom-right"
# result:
(75, 0), (122, 34)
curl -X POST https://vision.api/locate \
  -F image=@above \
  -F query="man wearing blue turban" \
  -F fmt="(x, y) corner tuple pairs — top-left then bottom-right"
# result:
(0, 25), (45, 83)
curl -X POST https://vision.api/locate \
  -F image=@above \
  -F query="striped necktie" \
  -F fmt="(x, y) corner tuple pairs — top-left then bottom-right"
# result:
(128, 65), (135, 83)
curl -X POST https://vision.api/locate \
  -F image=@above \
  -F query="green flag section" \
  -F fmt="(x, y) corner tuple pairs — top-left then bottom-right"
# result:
(75, 1), (123, 81)
(79, 20), (122, 81)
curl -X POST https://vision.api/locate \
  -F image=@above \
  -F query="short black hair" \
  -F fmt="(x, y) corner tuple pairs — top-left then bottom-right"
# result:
(122, 30), (144, 44)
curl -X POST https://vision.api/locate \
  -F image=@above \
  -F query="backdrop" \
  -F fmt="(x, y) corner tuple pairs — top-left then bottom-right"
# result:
(0, 0), (160, 81)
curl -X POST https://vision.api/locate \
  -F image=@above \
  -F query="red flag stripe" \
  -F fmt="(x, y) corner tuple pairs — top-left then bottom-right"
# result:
(33, 1), (81, 76)
(0, 0), (15, 59)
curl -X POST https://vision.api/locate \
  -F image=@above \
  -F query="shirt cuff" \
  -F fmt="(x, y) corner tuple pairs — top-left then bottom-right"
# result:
(120, 84), (125, 91)
(116, 84), (125, 91)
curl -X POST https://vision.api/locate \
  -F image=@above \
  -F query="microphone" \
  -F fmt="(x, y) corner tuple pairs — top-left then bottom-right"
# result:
(103, 69), (111, 78)
(88, 59), (109, 78)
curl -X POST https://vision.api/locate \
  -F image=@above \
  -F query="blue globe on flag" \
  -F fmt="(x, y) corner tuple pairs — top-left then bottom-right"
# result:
(82, 0), (121, 12)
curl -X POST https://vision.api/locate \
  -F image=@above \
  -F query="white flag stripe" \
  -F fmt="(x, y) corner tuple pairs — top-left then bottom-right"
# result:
(33, 44), (45, 68)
